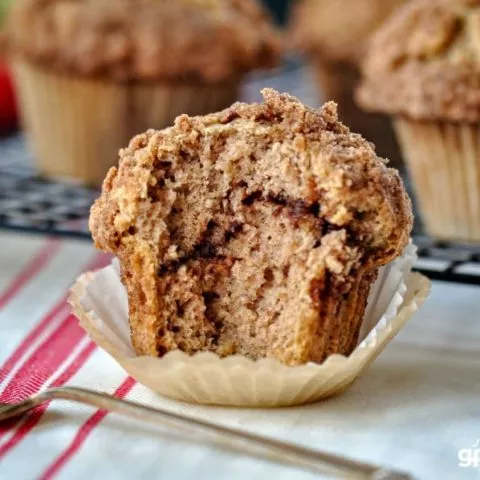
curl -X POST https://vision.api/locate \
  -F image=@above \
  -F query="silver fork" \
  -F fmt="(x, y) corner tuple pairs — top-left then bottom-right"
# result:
(0, 387), (411, 480)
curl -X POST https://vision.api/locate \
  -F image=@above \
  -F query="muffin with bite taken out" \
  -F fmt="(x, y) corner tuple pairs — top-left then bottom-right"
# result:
(90, 89), (412, 366)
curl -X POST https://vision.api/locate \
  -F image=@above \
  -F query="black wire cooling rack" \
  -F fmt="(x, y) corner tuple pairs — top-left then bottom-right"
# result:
(1, 63), (480, 286)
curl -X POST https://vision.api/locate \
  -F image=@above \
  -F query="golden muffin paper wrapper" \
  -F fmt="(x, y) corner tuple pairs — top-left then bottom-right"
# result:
(12, 60), (239, 185)
(395, 119), (480, 242)
(69, 243), (430, 407)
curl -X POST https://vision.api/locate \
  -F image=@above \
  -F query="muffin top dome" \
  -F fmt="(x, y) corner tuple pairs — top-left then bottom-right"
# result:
(290, 0), (405, 64)
(90, 89), (412, 269)
(4, 0), (281, 82)
(357, 0), (480, 122)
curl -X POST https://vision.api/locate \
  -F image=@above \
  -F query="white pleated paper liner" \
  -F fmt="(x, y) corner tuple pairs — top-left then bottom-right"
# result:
(69, 242), (431, 407)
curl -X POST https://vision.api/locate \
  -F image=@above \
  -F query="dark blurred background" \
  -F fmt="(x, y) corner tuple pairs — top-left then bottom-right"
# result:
(263, 0), (291, 25)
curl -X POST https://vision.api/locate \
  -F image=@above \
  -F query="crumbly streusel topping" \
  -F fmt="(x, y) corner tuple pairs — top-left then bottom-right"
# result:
(290, 0), (405, 64)
(357, 0), (480, 122)
(4, 0), (281, 82)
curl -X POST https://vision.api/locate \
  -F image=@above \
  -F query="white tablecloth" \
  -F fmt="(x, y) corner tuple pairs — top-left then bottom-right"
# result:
(0, 231), (479, 480)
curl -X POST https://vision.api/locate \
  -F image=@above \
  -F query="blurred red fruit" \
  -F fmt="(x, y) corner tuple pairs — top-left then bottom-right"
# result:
(0, 62), (17, 133)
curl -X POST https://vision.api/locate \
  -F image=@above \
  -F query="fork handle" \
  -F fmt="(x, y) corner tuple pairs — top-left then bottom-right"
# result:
(1, 387), (412, 480)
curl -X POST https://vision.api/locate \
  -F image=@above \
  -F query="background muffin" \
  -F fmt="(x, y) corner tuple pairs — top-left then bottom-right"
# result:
(358, 0), (480, 242)
(90, 89), (412, 366)
(290, 0), (405, 167)
(3, 0), (280, 185)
